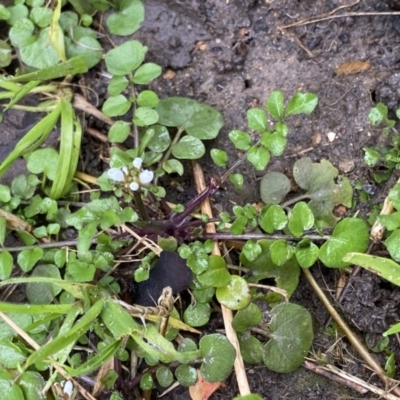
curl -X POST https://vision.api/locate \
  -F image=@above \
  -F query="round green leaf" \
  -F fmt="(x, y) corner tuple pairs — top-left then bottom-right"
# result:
(270, 240), (294, 266)
(106, 0), (144, 36)
(242, 240), (262, 262)
(259, 205), (288, 234)
(0, 184), (11, 203)
(156, 366), (173, 388)
(0, 341), (26, 368)
(183, 303), (211, 327)
(102, 94), (131, 117)
(0, 251), (13, 280)
(19, 28), (60, 69)
(19, 371), (45, 400)
(319, 218), (369, 268)
(140, 372), (153, 390)
(133, 107), (159, 126)
(229, 173), (244, 190)
(260, 132), (286, 156)
(137, 90), (159, 108)
(172, 136), (205, 159)
(17, 247), (44, 272)
(197, 255), (230, 287)
(229, 130), (251, 150)
(146, 125), (170, 153)
(6, 4), (29, 25)
(288, 202), (314, 237)
(26, 264), (62, 304)
(175, 365), (197, 387)
(67, 260), (95, 282)
(65, 36), (102, 69)
(265, 90), (284, 119)
(27, 148), (59, 181)
(247, 145), (270, 170)
(9, 18), (34, 47)
(156, 97), (224, 140)
(238, 331), (264, 364)
(232, 303), (262, 332)
(30, 7), (52, 28)
(162, 159), (183, 175)
(199, 334), (236, 382)
(108, 121), (131, 143)
(216, 275), (251, 310)
(295, 240), (319, 269)
(105, 40), (147, 75)
(263, 303), (313, 373)
(285, 92), (318, 117)
(260, 171), (290, 204)
(132, 63), (162, 84)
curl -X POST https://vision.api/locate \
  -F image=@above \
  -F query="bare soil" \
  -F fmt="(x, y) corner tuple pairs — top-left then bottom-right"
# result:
(3, 0), (400, 399)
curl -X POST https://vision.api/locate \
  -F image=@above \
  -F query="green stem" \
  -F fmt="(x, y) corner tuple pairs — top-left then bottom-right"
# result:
(158, 127), (185, 169)
(282, 193), (311, 208)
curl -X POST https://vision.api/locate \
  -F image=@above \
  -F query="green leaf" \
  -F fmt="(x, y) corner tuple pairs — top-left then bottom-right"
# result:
(259, 205), (288, 234)
(270, 239), (294, 266)
(288, 202), (314, 237)
(263, 303), (313, 373)
(378, 212), (400, 231)
(162, 159), (183, 175)
(0, 250), (12, 280)
(363, 148), (381, 167)
(343, 253), (400, 287)
(242, 240), (262, 262)
(197, 255), (230, 287)
(183, 302), (211, 327)
(266, 90), (284, 119)
(260, 132), (286, 156)
(147, 125), (171, 153)
(30, 7), (53, 28)
(0, 340), (26, 368)
(200, 334), (236, 382)
(108, 121), (131, 143)
(285, 92), (318, 117)
(210, 148), (228, 167)
(229, 130), (251, 150)
(105, 40), (147, 75)
(65, 35), (102, 69)
(368, 103), (388, 125)
(247, 108), (267, 131)
(19, 371), (45, 400)
(0, 40), (12, 68)
(319, 218), (369, 268)
(293, 158), (353, 226)
(230, 215), (248, 235)
(275, 121), (289, 136)
(17, 247), (43, 272)
(101, 301), (139, 339)
(133, 107), (159, 126)
(229, 173), (244, 190)
(172, 136), (205, 159)
(156, 97), (224, 140)
(260, 171), (290, 204)
(175, 365), (197, 387)
(102, 94), (131, 117)
(107, 75), (129, 96)
(0, 185), (11, 203)
(140, 373), (153, 390)
(385, 229), (400, 262)
(136, 90), (159, 108)
(238, 331), (264, 365)
(232, 303), (262, 332)
(156, 366), (173, 388)
(9, 18), (35, 47)
(26, 264), (62, 304)
(67, 260), (95, 282)
(106, 0), (144, 36)
(216, 275), (252, 310)
(240, 240), (300, 301)
(132, 63), (162, 84)
(247, 145), (270, 170)
(26, 148), (59, 180)
(295, 240), (319, 269)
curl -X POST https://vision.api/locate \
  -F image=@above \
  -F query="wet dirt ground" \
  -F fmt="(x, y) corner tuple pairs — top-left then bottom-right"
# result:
(3, 0), (400, 399)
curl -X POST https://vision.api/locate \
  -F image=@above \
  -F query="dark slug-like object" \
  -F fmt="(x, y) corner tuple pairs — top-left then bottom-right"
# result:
(130, 251), (193, 307)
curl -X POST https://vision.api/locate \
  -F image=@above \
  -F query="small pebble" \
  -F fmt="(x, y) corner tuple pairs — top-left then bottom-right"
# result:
(327, 131), (336, 142)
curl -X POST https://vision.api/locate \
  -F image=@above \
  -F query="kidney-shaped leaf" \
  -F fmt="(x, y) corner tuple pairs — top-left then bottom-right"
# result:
(263, 302), (313, 373)
(319, 218), (369, 268)
(156, 97), (223, 140)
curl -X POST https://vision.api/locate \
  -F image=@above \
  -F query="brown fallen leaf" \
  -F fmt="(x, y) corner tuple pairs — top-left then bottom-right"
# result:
(189, 370), (222, 400)
(0, 209), (32, 232)
(335, 60), (371, 76)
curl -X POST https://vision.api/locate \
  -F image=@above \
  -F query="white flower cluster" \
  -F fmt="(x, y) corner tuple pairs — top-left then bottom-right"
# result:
(107, 157), (154, 191)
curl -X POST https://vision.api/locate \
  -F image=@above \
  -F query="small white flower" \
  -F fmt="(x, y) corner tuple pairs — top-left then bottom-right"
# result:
(107, 168), (124, 182)
(139, 169), (154, 184)
(122, 166), (129, 174)
(132, 157), (143, 169)
(130, 181), (139, 191)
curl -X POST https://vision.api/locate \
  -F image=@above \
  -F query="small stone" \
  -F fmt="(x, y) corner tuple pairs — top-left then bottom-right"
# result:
(327, 132), (336, 142)
(339, 159), (355, 173)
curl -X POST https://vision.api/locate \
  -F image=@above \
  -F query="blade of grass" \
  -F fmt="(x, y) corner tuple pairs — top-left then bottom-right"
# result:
(4, 80), (41, 111)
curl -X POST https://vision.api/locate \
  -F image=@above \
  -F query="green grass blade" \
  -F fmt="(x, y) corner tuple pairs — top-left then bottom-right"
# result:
(5, 55), (88, 83)
(0, 102), (62, 178)
(4, 80), (41, 111)
(0, 301), (76, 314)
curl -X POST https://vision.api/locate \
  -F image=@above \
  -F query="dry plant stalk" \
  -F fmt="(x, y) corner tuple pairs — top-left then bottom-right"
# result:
(191, 161), (251, 396)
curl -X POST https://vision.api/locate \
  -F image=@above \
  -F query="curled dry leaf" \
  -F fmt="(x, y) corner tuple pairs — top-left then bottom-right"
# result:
(335, 60), (371, 76)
